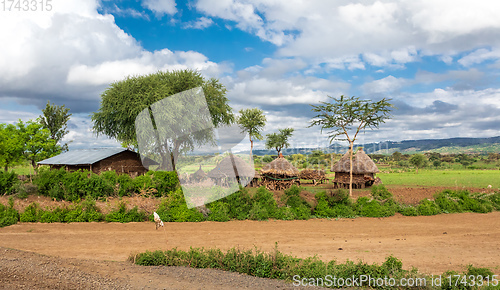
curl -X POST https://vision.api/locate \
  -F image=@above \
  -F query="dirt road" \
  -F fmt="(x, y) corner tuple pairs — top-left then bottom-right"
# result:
(1, 212), (499, 277)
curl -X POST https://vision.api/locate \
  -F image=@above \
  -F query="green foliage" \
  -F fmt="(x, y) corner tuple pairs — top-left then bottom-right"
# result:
(154, 189), (205, 222)
(91, 69), (234, 166)
(0, 171), (18, 195)
(20, 202), (43, 222)
(133, 247), (427, 290)
(38, 101), (71, 151)
(17, 120), (61, 168)
(400, 206), (418, 216)
(151, 171), (179, 196)
(354, 197), (396, 218)
(265, 128), (294, 155)
(371, 185), (393, 200)
(237, 108), (267, 155)
(0, 123), (25, 171)
(207, 201), (231, 222)
(249, 187), (277, 220)
(409, 154), (427, 173)
(19, 200), (104, 223)
(220, 188), (253, 220)
(105, 202), (147, 223)
(416, 199), (441, 216)
(0, 198), (20, 227)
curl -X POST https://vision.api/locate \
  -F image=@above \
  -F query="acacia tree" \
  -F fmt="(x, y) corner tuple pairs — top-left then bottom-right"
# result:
(265, 128), (294, 156)
(310, 95), (393, 197)
(38, 101), (72, 151)
(91, 69), (234, 170)
(409, 154), (427, 174)
(237, 108), (266, 157)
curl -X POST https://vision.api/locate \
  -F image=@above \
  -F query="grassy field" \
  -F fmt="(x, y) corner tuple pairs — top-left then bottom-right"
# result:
(378, 169), (500, 188)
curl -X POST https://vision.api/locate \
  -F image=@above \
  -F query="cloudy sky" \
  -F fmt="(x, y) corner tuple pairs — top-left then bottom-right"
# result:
(1, 0), (500, 151)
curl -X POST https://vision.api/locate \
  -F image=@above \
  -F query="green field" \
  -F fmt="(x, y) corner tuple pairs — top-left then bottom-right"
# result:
(378, 169), (500, 188)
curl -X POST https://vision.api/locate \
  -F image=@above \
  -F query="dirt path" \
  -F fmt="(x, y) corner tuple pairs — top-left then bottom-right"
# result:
(1, 212), (499, 278)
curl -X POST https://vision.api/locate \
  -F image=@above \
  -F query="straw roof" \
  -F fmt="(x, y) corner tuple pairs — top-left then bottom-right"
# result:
(191, 165), (207, 180)
(331, 148), (379, 174)
(260, 157), (299, 177)
(207, 154), (255, 178)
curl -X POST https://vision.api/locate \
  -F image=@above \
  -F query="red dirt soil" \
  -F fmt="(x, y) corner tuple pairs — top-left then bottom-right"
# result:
(1, 212), (499, 275)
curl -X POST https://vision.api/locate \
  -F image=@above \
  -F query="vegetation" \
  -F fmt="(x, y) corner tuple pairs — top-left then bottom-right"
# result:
(132, 246), (497, 289)
(265, 128), (294, 155)
(310, 95), (393, 197)
(91, 69), (234, 169)
(409, 154), (427, 174)
(38, 101), (72, 151)
(237, 108), (267, 156)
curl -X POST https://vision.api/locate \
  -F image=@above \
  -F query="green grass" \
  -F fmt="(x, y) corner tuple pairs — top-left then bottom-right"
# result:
(378, 169), (500, 188)
(11, 164), (35, 175)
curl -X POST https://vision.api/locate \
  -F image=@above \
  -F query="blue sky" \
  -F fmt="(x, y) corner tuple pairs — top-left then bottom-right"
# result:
(1, 0), (500, 150)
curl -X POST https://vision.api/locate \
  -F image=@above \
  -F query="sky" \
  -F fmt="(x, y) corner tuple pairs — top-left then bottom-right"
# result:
(1, 0), (500, 151)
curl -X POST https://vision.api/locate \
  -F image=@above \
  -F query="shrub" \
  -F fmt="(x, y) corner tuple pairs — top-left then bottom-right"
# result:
(33, 167), (67, 196)
(105, 201), (147, 223)
(0, 198), (19, 227)
(152, 171), (179, 196)
(0, 171), (18, 195)
(207, 201), (231, 222)
(371, 185), (393, 201)
(64, 199), (103, 222)
(12, 182), (37, 199)
(20, 202), (43, 222)
(221, 188), (252, 220)
(417, 199), (441, 216)
(250, 187), (278, 219)
(400, 206), (418, 216)
(117, 174), (135, 196)
(326, 189), (351, 206)
(154, 189), (205, 222)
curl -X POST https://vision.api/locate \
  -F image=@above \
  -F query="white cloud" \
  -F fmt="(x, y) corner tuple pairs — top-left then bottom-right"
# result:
(183, 17), (214, 29)
(362, 75), (408, 94)
(141, 0), (177, 17)
(458, 48), (500, 67)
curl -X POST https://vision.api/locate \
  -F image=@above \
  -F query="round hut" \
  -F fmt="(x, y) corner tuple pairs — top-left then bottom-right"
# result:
(331, 148), (379, 189)
(207, 154), (255, 186)
(191, 165), (207, 182)
(260, 155), (299, 190)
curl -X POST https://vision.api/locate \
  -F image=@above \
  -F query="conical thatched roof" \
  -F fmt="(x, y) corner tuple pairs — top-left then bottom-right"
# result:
(192, 165), (207, 180)
(331, 148), (379, 174)
(207, 154), (255, 178)
(260, 157), (299, 177)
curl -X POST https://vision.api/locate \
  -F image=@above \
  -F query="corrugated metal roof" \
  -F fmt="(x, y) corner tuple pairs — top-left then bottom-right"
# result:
(38, 148), (129, 165)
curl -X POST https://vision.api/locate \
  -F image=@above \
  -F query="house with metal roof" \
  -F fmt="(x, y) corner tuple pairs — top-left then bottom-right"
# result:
(38, 148), (152, 177)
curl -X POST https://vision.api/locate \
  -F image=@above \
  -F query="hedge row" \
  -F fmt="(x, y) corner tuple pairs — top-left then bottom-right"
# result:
(33, 167), (179, 201)
(133, 247), (497, 290)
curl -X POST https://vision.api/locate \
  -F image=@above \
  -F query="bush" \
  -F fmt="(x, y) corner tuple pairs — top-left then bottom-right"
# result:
(20, 202), (42, 222)
(0, 171), (18, 195)
(151, 171), (179, 196)
(371, 185), (393, 200)
(64, 199), (104, 222)
(354, 197), (396, 218)
(105, 201), (147, 223)
(154, 189), (205, 222)
(207, 201), (231, 222)
(221, 188), (253, 220)
(326, 189), (351, 206)
(417, 199), (441, 216)
(0, 198), (19, 227)
(400, 206), (418, 216)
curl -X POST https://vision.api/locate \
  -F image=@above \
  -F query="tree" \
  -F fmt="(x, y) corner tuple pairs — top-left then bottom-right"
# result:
(392, 151), (402, 162)
(0, 123), (25, 171)
(91, 69), (234, 170)
(17, 120), (61, 168)
(237, 108), (266, 156)
(265, 128), (294, 156)
(309, 95), (393, 197)
(409, 154), (427, 174)
(38, 101), (72, 151)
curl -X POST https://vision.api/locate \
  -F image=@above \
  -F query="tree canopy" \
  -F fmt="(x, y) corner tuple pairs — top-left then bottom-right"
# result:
(18, 120), (61, 168)
(309, 95), (393, 196)
(38, 101), (71, 151)
(409, 154), (427, 174)
(265, 128), (294, 155)
(237, 108), (266, 156)
(0, 123), (25, 171)
(91, 69), (234, 170)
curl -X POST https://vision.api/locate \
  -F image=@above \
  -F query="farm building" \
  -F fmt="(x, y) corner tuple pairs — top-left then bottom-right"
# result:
(260, 155), (300, 190)
(331, 148), (380, 189)
(37, 148), (152, 177)
(191, 165), (207, 182)
(207, 154), (255, 186)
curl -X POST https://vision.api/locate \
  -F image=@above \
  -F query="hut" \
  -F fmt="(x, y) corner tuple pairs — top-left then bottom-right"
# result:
(260, 155), (300, 190)
(191, 165), (207, 182)
(207, 154), (255, 186)
(331, 148), (379, 189)
(37, 148), (152, 177)
(249, 171), (262, 187)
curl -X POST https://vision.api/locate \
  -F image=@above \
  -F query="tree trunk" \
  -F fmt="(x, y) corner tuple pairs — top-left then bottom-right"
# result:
(4, 164), (8, 172)
(249, 136), (253, 158)
(349, 142), (354, 197)
(415, 167), (418, 174)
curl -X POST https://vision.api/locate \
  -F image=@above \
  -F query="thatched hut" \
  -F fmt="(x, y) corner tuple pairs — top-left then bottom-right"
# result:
(249, 171), (262, 187)
(260, 156), (300, 190)
(191, 165), (207, 182)
(207, 154), (255, 186)
(331, 148), (379, 189)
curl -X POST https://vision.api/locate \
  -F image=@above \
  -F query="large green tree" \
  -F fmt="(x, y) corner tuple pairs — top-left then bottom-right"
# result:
(17, 120), (61, 168)
(409, 154), (427, 174)
(38, 101), (72, 151)
(310, 95), (393, 196)
(265, 128), (294, 156)
(237, 108), (266, 156)
(0, 123), (25, 171)
(91, 69), (234, 170)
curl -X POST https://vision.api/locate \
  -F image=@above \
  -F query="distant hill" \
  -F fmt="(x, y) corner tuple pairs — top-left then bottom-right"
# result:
(250, 136), (500, 156)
